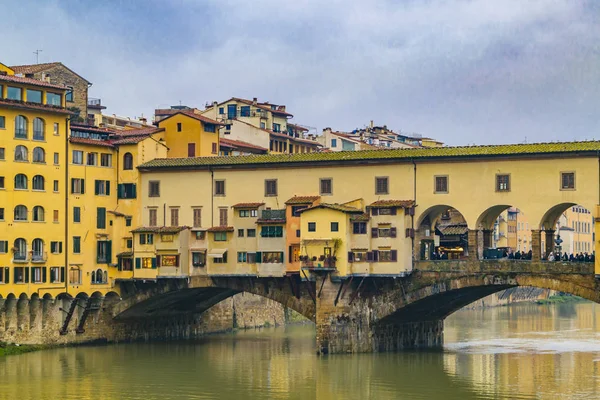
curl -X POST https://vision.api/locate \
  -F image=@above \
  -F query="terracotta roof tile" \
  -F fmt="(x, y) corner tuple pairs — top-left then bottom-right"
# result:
(206, 226), (234, 232)
(69, 137), (114, 148)
(70, 124), (117, 134)
(285, 195), (320, 205)
(0, 73), (67, 90)
(138, 141), (600, 170)
(131, 226), (190, 233)
(256, 219), (286, 225)
(368, 200), (415, 208)
(219, 138), (268, 152)
(10, 62), (91, 84)
(115, 127), (164, 137)
(350, 213), (370, 222)
(232, 202), (265, 208)
(437, 224), (468, 235)
(116, 251), (134, 257)
(157, 110), (222, 126)
(299, 203), (364, 214)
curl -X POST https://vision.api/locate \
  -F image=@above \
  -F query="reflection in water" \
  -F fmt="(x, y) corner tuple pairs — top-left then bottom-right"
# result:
(1, 303), (600, 400)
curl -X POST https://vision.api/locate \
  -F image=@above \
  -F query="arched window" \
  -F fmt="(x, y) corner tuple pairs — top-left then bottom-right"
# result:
(14, 145), (28, 161)
(32, 239), (44, 261)
(14, 205), (28, 221)
(96, 268), (104, 284)
(123, 152), (133, 170)
(32, 147), (45, 163)
(33, 118), (45, 141)
(13, 238), (27, 260)
(32, 175), (45, 190)
(32, 206), (45, 222)
(14, 174), (28, 189)
(15, 115), (28, 138)
(91, 271), (96, 283)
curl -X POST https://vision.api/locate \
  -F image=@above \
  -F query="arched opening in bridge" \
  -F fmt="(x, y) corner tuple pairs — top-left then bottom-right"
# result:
(540, 203), (595, 261)
(416, 205), (470, 260)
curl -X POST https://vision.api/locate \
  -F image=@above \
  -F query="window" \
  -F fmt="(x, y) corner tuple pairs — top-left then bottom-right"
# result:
(97, 240), (112, 263)
(33, 117), (44, 140)
(0, 241), (7, 253)
(71, 178), (85, 194)
(353, 222), (367, 234)
(0, 177), (3, 189)
(308, 222), (316, 232)
(54, 152), (59, 165)
(177, 122), (182, 132)
(0, 147), (4, 160)
(240, 106), (250, 117)
(32, 147), (45, 163)
(47, 92), (61, 106)
(14, 204), (27, 221)
(170, 208), (179, 226)
(262, 252), (284, 263)
(26, 89), (42, 104)
(218, 107), (224, 115)
(149, 209), (157, 226)
(14, 174), (27, 189)
(32, 206), (45, 222)
(435, 176), (448, 193)
(13, 238), (27, 261)
(214, 232), (227, 241)
(260, 122), (266, 129)
(66, 87), (74, 102)
(251, 209), (258, 217)
(97, 207), (106, 229)
(32, 175), (44, 190)
(73, 236), (81, 254)
(7, 87), (21, 101)
(14, 267), (27, 283)
(53, 122), (59, 135)
(50, 241), (63, 254)
(377, 250), (397, 262)
(215, 180), (225, 196)
(238, 252), (247, 263)
(247, 229), (256, 237)
(292, 205), (307, 217)
(239, 210), (250, 217)
(376, 226), (397, 238)
(319, 178), (333, 195)
(14, 145), (28, 161)
(192, 252), (206, 267)
(139, 233), (154, 245)
(123, 152), (133, 170)
(87, 152), (98, 166)
(0, 116), (4, 129)
(53, 210), (59, 223)
(0, 208), (3, 221)
(260, 226), (283, 237)
(375, 177), (389, 195)
(265, 179), (277, 196)
(73, 207), (81, 223)
(194, 231), (206, 241)
(53, 180), (59, 192)
(117, 183), (136, 199)
(204, 123), (216, 133)
(331, 222), (339, 232)
(273, 123), (281, 132)
(193, 208), (202, 227)
(213, 252), (228, 264)
(219, 208), (228, 226)
(331, 138), (337, 148)
(496, 174), (510, 192)
(238, 229), (245, 237)
(49, 267), (65, 283)
(72, 150), (83, 164)
(149, 181), (160, 197)
(95, 180), (110, 196)
(211, 142), (217, 154)
(101, 153), (112, 167)
(561, 172), (575, 190)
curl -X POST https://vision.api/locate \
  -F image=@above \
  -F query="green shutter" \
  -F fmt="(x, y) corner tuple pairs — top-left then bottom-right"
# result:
(24, 267), (29, 283)
(97, 207), (106, 229)
(132, 183), (137, 199)
(106, 181), (110, 196)
(106, 241), (112, 264)
(81, 179), (85, 194)
(117, 184), (125, 199)
(42, 267), (47, 283)
(135, 258), (141, 269)
(95, 180), (100, 195)
(60, 267), (65, 283)
(96, 241), (102, 263)
(4, 267), (9, 284)
(255, 252), (262, 263)
(151, 258), (157, 269)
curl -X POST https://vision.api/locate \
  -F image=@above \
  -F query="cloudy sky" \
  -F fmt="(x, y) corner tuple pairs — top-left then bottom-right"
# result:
(2, 0), (599, 145)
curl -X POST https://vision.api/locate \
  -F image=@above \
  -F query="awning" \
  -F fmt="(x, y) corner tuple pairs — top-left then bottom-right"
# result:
(207, 249), (227, 258)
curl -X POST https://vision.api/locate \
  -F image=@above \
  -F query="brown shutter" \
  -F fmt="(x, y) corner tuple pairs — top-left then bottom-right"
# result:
(391, 250), (397, 262)
(391, 227), (397, 238)
(371, 228), (378, 238)
(366, 251), (373, 262)
(372, 250), (379, 262)
(390, 207), (397, 215)
(348, 252), (354, 262)
(371, 208), (379, 216)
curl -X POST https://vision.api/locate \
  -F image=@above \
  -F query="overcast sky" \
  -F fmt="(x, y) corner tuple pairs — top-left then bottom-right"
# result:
(2, 0), (599, 145)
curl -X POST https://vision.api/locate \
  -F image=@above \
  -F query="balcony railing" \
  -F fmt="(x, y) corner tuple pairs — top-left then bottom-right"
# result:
(301, 257), (336, 269)
(88, 98), (102, 107)
(30, 251), (47, 263)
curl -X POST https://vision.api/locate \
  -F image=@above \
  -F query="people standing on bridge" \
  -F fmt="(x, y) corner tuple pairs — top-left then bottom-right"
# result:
(515, 251), (521, 260)
(562, 252), (569, 262)
(548, 252), (555, 261)
(527, 250), (532, 260)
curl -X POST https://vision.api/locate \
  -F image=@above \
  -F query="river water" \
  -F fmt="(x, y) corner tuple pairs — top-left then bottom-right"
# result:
(2, 301), (600, 400)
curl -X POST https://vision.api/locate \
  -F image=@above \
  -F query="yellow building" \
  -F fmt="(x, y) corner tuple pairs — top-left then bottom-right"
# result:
(0, 66), (71, 297)
(156, 111), (221, 158)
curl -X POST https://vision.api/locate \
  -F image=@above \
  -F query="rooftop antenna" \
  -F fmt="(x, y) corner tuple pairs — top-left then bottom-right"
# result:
(33, 49), (43, 64)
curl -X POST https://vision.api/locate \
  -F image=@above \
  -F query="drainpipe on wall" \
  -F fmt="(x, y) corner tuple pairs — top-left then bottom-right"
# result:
(411, 159), (417, 263)
(64, 117), (70, 295)
(210, 167), (214, 227)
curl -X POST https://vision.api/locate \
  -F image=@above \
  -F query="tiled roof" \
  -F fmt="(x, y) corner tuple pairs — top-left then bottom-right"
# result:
(219, 138), (268, 152)
(287, 123), (309, 132)
(270, 131), (321, 146)
(69, 137), (114, 148)
(285, 195), (320, 205)
(350, 213), (370, 222)
(232, 202), (265, 208)
(0, 73), (67, 89)
(157, 110), (223, 126)
(131, 226), (190, 233)
(298, 203), (364, 214)
(71, 124), (117, 134)
(206, 226), (234, 232)
(116, 251), (134, 257)
(111, 136), (149, 145)
(115, 127), (164, 137)
(368, 200), (415, 208)
(0, 98), (72, 115)
(218, 97), (294, 118)
(437, 224), (468, 235)
(138, 141), (600, 171)
(10, 62), (91, 84)
(256, 219), (286, 224)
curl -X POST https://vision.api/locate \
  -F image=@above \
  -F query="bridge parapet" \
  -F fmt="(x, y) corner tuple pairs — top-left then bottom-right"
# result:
(414, 260), (594, 275)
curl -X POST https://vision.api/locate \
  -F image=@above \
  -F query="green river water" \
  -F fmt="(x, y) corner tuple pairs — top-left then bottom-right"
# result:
(2, 301), (600, 400)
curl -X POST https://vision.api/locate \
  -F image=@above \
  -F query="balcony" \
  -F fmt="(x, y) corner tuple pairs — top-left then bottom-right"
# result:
(300, 256), (336, 269)
(257, 209), (286, 224)
(30, 251), (47, 263)
(88, 98), (105, 109)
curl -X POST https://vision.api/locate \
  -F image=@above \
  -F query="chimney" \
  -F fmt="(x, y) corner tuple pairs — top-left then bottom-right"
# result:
(139, 116), (147, 124)
(213, 101), (218, 108)
(279, 105), (286, 112)
(370, 120), (374, 128)
(253, 97), (258, 105)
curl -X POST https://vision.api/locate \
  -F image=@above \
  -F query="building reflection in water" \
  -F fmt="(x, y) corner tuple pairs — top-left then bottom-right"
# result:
(1, 303), (600, 400)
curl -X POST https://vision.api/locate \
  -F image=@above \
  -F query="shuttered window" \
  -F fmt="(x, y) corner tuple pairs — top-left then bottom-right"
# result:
(193, 208), (202, 227)
(435, 176), (448, 193)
